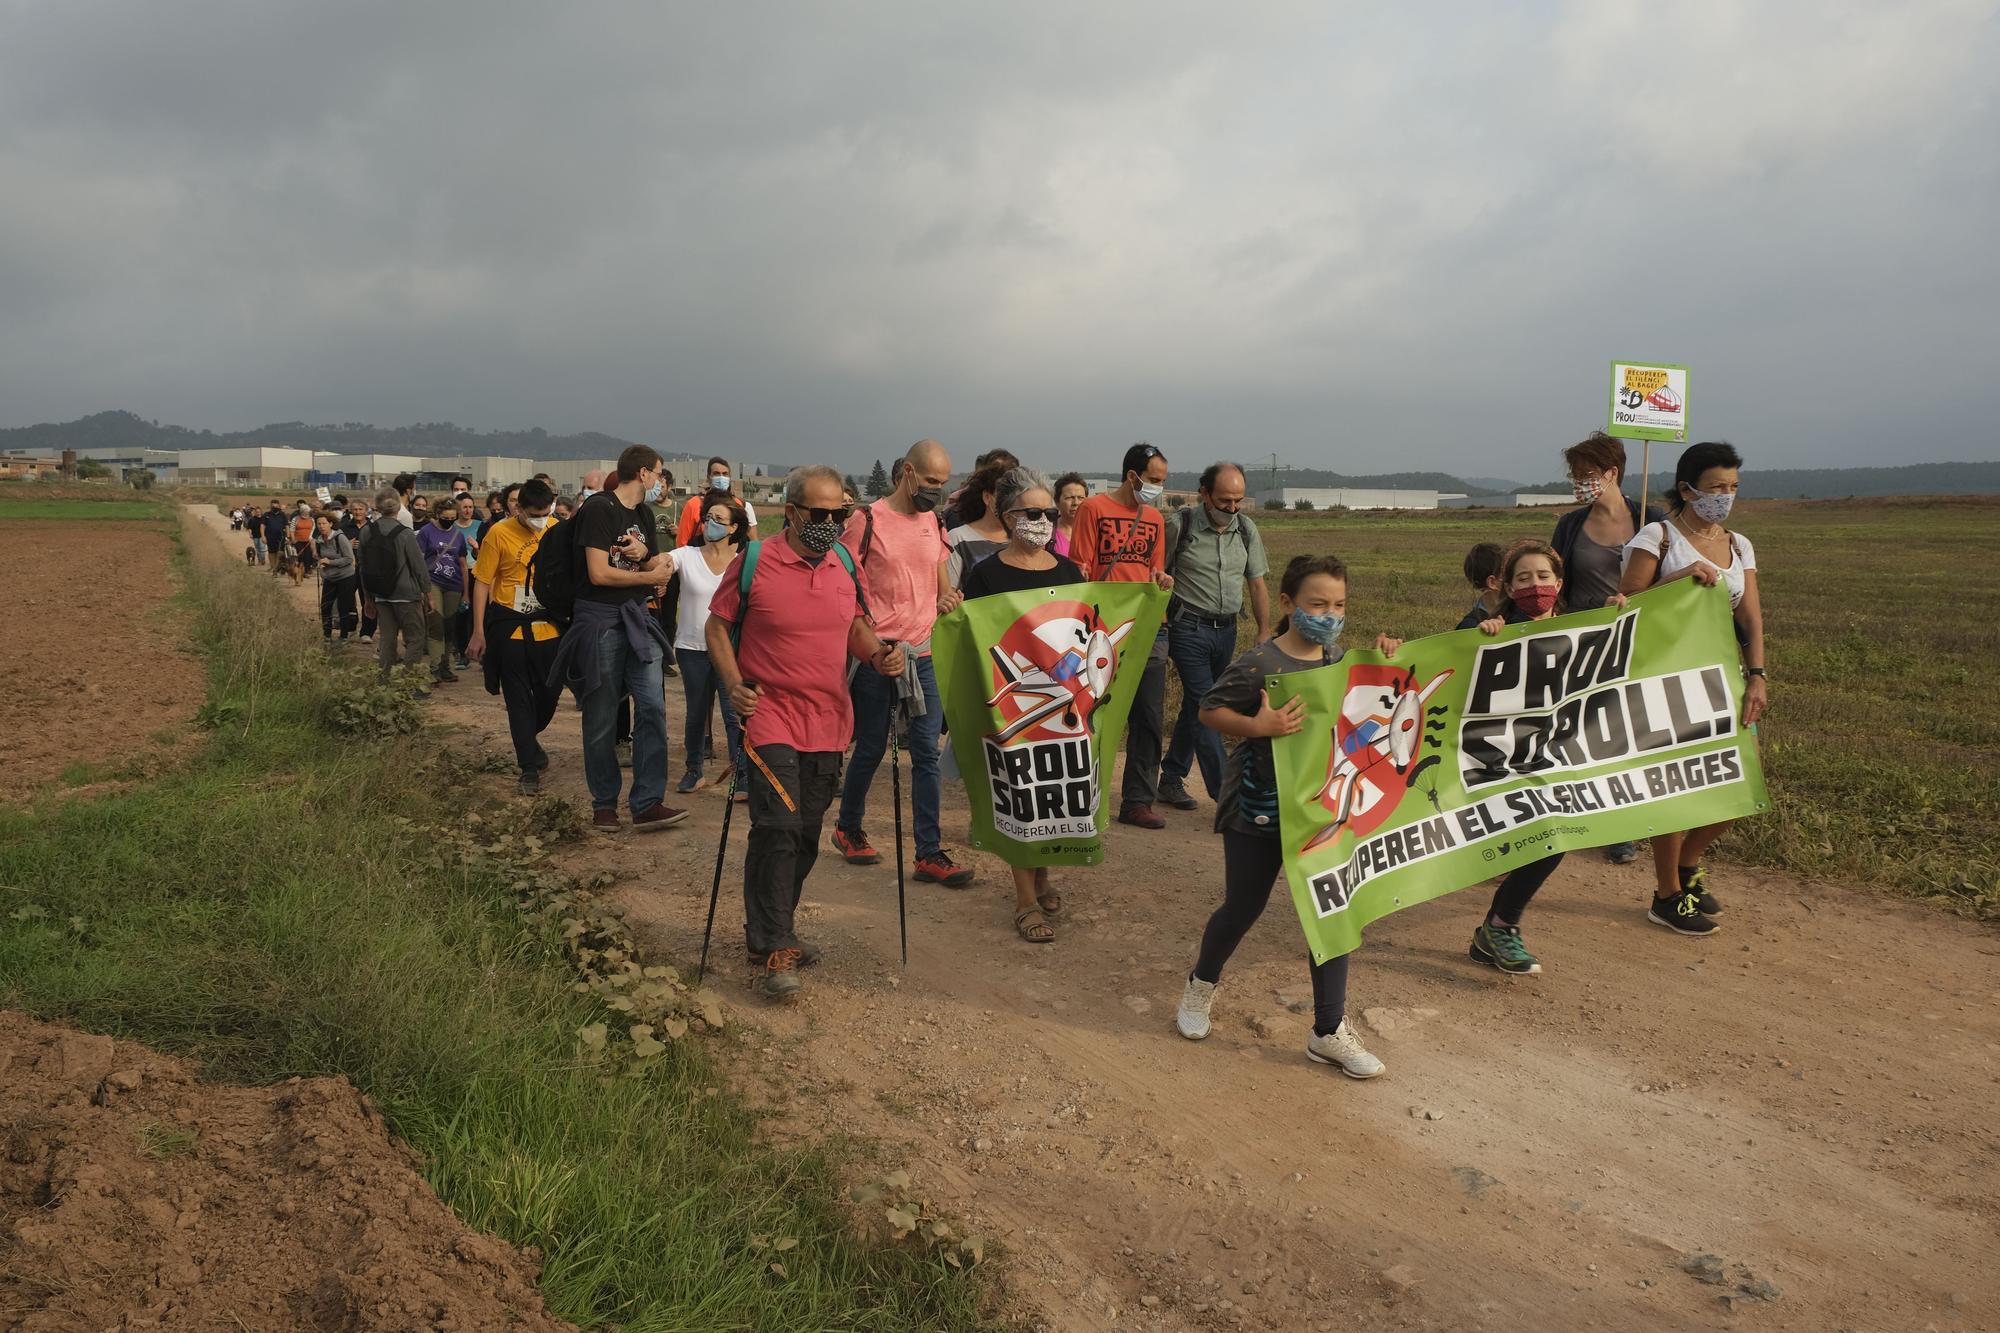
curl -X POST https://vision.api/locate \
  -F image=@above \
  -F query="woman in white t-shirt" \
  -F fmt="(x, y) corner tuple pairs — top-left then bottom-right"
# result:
(1618, 441), (1768, 933)
(669, 497), (751, 797)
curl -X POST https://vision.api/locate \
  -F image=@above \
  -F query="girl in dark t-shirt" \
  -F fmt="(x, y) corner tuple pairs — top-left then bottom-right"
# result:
(1172, 554), (1404, 1081)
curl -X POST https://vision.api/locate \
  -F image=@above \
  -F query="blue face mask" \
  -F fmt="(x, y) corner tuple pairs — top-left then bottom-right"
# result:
(709, 474), (730, 491)
(703, 517), (729, 543)
(1293, 609), (1344, 647)
(645, 479), (665, 504)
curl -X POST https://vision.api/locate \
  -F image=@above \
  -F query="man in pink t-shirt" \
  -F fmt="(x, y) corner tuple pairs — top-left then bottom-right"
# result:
(826, 440), (977, 888)
(707, 465), (907, 999)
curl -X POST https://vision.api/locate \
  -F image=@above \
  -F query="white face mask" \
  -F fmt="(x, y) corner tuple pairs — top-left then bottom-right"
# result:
(524, 513), (553, 529)
(1684, 489), (1735, 523)
(1012, 516), (1055, 547)
(1135, 480), (1164, 505)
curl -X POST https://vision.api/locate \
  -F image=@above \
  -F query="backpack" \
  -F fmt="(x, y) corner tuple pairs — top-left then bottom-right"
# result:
(730, 539), (868, 648)
(358, 524), (404, 599)
(525, 492), (629, 631)
(1165, 505), (1255, 576)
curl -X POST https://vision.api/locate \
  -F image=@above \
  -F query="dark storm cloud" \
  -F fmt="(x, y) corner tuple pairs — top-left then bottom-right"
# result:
(2, 1), (1995, 478)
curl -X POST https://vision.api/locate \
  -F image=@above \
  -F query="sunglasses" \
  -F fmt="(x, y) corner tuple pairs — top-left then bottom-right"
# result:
(791, 505), (853, 525)
(1009, 507), (1059, 522)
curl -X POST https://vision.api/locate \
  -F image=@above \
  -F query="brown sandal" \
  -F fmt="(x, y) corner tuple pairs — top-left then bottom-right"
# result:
(1036, 889), (1062, 916)
(1014, 907), (1055, 943)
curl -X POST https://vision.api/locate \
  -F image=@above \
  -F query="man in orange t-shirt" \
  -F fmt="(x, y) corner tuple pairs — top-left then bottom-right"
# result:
(1071, 442), (1177, 828)
(676, 456), (759, 546)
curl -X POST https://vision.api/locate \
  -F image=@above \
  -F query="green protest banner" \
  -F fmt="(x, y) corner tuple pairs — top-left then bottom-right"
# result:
(933, 582), (1169, 868)
(1265, 579), (1767, 962)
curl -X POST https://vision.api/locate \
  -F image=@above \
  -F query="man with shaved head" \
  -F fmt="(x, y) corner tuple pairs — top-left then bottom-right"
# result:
(579, 469), (605, 500)
(829, 439), (976, 887)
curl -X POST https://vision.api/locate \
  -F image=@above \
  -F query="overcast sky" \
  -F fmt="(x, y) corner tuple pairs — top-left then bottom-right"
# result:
(3, 1), (1995, 479)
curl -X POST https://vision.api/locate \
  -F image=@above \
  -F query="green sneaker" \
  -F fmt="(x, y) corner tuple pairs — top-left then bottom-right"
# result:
(1470, 922), (1542, 975)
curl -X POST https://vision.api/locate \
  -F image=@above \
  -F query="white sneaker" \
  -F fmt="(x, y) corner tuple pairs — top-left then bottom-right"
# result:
(1175, 974), (1218, 1040)
(1306, 1019), (1384, 1079)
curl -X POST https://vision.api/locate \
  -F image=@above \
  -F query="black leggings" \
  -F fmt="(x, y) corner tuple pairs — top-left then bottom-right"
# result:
(1194, 829), (1349, 1035)
(1486, 852), (1564, 926)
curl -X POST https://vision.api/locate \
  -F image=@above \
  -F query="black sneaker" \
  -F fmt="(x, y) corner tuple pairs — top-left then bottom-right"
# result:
(1648, 891), (1720, 936)
(518, 769), (542, 796)
(1683, 866), (1723, 915)
(1605, 840), (1639, 865)
(1157, 781), (1199, 812)
(1470, 922), (1542, 975)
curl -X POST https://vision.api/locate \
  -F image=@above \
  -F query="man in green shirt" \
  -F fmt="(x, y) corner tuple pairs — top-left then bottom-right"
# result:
(1160, 462), (1271, 808)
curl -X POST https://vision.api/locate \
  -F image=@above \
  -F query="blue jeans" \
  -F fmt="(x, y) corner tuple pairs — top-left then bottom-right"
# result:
(676, 648), (746, 785)
(1162, 617), (1236, 798)
(581, 628), (668, 814)
(838, 656), (943, 859)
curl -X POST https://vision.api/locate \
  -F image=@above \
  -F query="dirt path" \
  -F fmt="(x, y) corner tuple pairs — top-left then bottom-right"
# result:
(188, 504), (2000, 1332)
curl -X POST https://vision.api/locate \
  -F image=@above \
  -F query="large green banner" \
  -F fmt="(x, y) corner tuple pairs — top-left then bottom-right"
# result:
(933, 582), (1169, 868)
(1266, 579), (1768, 962)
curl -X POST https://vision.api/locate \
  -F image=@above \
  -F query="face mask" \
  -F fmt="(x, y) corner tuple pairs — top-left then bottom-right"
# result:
(710, 474), (730, 490)
(1571, 477), (1602, 504)
(434, 515), (453, 527)
(911, 485), (943, 514)
(645, 479), (665, 504)
(1012, 517), (1054, 547)
(1293, 609), (1344, 647)
(797, 519), (841, 554)
(1135, 481), (1164, 505)
(1685, 489), (1735, 523)
(703, 517), (730, 543)
(524, 514), (552, 529)
(1514, 584), (1560, 616)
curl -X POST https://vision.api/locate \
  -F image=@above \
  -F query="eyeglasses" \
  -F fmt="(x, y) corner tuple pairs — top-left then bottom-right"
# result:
(791, 505), (852, 525)
(1008, 507), (1059, 522)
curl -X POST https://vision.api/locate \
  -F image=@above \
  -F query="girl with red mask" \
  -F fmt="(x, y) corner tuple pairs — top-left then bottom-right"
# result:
(1465, 540), (1629, 974)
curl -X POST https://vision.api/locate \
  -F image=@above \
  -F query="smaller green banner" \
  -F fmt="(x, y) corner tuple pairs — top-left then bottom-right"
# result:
(933, 582), (1169, 868)
(1266, 579), (1766, 962)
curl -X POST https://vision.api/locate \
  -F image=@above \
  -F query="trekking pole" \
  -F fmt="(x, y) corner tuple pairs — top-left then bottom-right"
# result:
(886, 643), (923, 971)
(697, 677), (754, 983)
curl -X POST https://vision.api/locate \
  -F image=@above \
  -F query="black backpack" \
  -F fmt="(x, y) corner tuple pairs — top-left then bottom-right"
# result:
(527, 492), (630, 631)
(358, 523), (404, 599)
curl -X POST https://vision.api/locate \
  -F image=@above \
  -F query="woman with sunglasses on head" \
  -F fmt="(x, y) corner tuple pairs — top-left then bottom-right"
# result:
(959, 468), (1086, 943)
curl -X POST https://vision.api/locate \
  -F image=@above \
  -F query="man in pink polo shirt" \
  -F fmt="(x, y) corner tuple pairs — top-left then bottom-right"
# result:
(706, 464), (908, 999)
(828, 438), (976, 887)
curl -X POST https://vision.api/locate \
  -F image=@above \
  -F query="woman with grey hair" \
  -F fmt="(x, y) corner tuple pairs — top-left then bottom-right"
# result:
(959, 467), (1087, 942)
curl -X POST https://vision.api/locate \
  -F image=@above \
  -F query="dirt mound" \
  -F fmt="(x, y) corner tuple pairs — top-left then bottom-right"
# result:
(0, 1013), (574, 1333)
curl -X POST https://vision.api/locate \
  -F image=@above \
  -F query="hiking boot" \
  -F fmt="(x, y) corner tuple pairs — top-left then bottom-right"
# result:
(1306, 1019), (1385, 1079)
(1157, 780), (1199, 812)
(831, 826), (881, 865)
(914, 851), (974, 887)
(591, 808), (620, 833)
(1175, 974), (1218, 1040)
(1118, 804), (1165, 829)
(1605, 840), (1640, 865)
(748, 939), (822, 968)
(761, 947), (804, 999)
(1470, 922), (1542, 975)
(1648, 891), (1720, 936)
(676, 771), (702, 795)
(518, 768), (542, 796)
(1683, 866), (1723, 915)
(631, 803), (688, 832)
(435, 668), (460, 684)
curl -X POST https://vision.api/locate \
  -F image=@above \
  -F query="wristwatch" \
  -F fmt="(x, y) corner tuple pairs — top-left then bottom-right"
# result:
(1745, 667), (1766, 678)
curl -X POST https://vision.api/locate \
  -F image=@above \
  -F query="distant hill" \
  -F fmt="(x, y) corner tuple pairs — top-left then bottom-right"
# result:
(8, 413), (2000, 498)
(1513, 461), (2000, 500)
(0, 410), (641, 460)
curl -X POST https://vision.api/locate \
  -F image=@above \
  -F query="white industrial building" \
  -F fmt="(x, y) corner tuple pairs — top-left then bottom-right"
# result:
(1439, 492), (1576, 510)
(1256, 487), (1441, 511)
(176, 446), (319, 487)
(73, 447), (180, 484)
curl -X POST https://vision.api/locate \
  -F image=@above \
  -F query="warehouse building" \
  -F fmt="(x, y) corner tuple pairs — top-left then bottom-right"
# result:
(1255, 487), (1441, 511)
(176, 446), (318, 488)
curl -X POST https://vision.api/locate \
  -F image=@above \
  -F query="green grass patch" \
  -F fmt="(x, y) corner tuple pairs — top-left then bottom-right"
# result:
(1183, 498), (2000, 915)
(0, 529), (990, 1331)
(0, 497), (163, 520)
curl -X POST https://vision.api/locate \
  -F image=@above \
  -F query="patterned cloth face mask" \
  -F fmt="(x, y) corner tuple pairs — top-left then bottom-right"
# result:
(1293, 609), (1343, 646)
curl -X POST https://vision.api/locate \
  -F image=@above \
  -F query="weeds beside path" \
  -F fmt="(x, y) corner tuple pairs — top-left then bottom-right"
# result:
(0, 507), (990, 1331)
